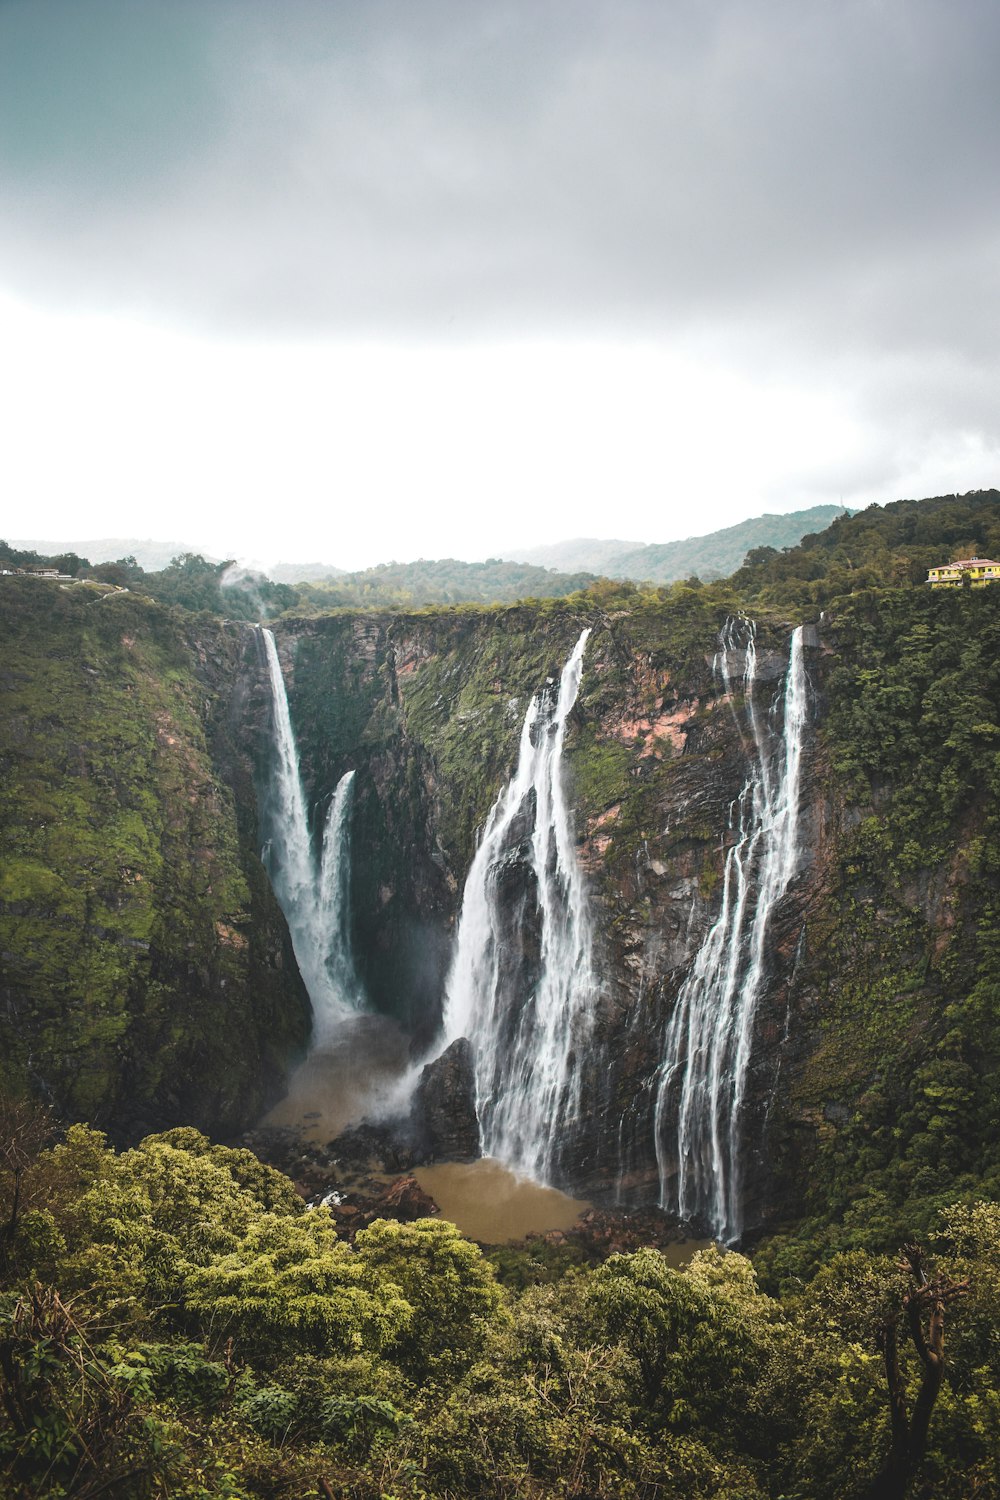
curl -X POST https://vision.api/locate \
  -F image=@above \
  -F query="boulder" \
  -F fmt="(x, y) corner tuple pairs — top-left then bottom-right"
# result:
(412, 1038), (481, 1162)
(372, 1174), (439, 1221)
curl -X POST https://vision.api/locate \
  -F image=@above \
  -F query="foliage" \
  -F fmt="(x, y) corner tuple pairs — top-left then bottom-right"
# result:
(294, 555), (601, 610)
(757, 580), (1000, 1285)
(730, 488), (1000, 611)
(135, 553), (297, 621)
(353, 1217), (506, 1381)
(0, 579), (309, 1131)
(1, 1116), (999, 1496)
(602, 502), (853, 584)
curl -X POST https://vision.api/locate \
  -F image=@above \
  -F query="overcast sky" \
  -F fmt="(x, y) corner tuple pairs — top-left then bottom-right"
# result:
(1, 0), (997, 569)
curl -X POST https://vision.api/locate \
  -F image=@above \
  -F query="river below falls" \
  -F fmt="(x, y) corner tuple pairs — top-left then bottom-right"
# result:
(262, 1014), (709, 1255)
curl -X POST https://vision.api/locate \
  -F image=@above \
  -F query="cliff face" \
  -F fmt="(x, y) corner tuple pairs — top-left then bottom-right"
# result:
(265, 587), (1000, 1238)
(267, 597), (819, 1226)
(0, 581), (310, 1139)
(6, 576), (998, 1242)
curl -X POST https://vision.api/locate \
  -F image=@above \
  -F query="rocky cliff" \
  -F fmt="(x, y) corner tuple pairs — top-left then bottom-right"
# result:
(260, 585), (1000, 1242)
(5, 574), (999, 1247)
(0, 580), (310, 1138)
(262, 596), (817, 1229)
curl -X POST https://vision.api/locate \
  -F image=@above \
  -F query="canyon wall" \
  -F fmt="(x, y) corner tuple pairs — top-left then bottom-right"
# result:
(4, 576), (999, 1242)
(0, 581), (310, 1139)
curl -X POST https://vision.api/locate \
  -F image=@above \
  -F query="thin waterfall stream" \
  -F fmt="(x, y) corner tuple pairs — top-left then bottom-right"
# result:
(654, 622), (807, 1244)
(259, 627), (363, 1038)
(442, 628), (595, 1184)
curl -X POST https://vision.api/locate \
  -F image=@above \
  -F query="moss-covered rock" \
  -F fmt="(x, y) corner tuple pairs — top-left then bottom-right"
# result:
(0, 580), (309, 1138)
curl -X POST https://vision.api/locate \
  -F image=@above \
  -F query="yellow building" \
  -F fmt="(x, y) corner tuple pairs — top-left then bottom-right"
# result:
(927, 556), (1000, 588)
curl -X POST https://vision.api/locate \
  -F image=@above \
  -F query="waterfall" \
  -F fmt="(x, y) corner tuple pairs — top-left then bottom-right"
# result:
(260, 628), (363, 1037)
(442, 628), (595, 1183)
(654, 623), (807, 1243)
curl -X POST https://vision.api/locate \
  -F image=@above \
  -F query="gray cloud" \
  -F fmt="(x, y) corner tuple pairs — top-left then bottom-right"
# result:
(1, 0), (998, 467)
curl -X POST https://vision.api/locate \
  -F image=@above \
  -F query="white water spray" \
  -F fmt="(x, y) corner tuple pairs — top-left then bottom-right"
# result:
(260, 628), (363, 1037)
(442, 629), (595, 1183)
(654, 623), (807, 1243)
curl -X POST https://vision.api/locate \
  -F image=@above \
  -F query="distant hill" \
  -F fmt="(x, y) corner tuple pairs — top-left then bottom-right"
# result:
(294, 556), (598, 610)
(500, 537), (643, 573)
(503, 505), (854, 584)
(267, 560), (346, 584)
(10, 537), (215, 572)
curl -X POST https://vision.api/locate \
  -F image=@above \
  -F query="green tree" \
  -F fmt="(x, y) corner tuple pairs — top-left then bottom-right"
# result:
(353, 1218), (506, 1382)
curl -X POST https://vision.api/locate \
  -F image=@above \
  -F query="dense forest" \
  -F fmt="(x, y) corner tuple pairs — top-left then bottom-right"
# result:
(0, 544), (595, 615)
(1, 1114), (996, 1498)
(3, 489), (1000, 1497)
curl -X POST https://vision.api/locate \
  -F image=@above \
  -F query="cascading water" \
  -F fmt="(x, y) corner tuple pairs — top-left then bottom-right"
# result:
(260, 628), (363, 1037)
(442, 628), (595, 1183)
(654, 622), (807, 1244)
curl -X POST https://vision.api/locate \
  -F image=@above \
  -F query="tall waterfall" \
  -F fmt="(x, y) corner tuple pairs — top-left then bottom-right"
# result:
(260, 628), (363, 1037)
(442, 628), (595, 1183)
(654, 622), (807, 1244)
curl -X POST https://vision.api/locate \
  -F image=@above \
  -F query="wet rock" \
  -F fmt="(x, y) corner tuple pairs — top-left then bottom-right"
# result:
(371, 1174), (439, 1221)
(327, 1121), (416, 1175)
(412, 1038), (481, 1162)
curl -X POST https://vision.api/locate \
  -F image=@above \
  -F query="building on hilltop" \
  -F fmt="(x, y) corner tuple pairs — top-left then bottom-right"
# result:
(927, 557), (1000, 588)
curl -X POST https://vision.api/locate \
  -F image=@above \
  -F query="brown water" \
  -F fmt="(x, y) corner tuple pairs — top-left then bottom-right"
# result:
(263, 1017), (713, 1259)
(263, 1013), (413, 1141)
(658, 1237), (715, 1267)
(415, 1158), (591, 1242)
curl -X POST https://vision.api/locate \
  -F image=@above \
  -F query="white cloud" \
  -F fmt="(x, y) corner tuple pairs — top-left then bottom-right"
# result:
(8, 292), (995, 569)
(1, 1), (997, 563)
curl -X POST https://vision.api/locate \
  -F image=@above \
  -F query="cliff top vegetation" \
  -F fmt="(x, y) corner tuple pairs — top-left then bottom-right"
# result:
(5, 490), (999, 624)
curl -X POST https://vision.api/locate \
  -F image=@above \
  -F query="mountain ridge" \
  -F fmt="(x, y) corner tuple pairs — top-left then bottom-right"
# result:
(502, 503), (854, 582)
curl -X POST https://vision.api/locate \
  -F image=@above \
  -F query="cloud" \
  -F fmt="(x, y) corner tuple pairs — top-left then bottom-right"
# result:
(0, 0), (996, 561)
(1, 0), (997, 355)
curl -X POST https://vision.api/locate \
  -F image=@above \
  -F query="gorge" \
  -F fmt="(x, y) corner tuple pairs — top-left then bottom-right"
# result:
(4, 494), (1000, 1261)
(6, 495), (1000, 1497)
(256, 612), (810, 1246)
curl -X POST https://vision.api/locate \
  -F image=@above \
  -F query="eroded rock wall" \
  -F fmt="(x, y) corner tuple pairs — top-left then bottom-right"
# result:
(265, 597), (823, 1228)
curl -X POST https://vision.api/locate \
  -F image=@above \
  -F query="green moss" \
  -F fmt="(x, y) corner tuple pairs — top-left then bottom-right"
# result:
(568, 728), (632, 821)
(0, 580), (308, 1134)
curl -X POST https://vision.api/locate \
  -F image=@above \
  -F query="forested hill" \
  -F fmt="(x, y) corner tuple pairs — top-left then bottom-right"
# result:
(0, 544), (298, 620)
(730, 487), (1000, 608)
(0, 542), (597, 615)
(291, 555), (599, 608)
(505, 503), (852, 582)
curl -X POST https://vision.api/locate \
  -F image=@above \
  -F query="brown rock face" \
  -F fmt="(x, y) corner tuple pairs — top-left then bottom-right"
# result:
(413, 1039), (481, 1162)
(374, 1175), (439, 1221)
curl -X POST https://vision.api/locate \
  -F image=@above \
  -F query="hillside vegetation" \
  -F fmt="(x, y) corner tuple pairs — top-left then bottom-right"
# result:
(4, 490), (1000, 1497)
(0, 580), (309, 1136)
(292, 556), (599, 609)
(505, 503), (851, 582)
(1, 1119), (997, 1498)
